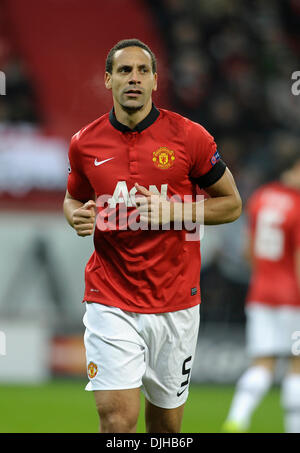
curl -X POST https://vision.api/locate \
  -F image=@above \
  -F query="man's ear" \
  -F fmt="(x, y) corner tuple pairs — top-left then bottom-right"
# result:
(153, 73), (158, 92)
(104, 72), (112, 90)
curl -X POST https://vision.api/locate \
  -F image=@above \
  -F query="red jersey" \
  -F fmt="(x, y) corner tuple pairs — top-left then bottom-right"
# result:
(67, 105), (226, 313)
(246, 182), (300, 307)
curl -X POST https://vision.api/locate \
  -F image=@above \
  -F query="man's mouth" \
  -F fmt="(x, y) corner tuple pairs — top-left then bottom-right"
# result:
(124, 89), (142, 96)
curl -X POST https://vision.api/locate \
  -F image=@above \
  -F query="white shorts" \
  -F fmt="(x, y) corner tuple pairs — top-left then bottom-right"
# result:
(83, 302), (200, 409)
(246, 303), (300, 357)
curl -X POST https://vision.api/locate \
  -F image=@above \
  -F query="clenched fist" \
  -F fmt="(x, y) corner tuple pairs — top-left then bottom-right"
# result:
(134, 183), (175, 227)
(72, 200), (96, 237)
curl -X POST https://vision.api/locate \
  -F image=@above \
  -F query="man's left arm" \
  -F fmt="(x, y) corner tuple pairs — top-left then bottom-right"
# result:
(197, 167), (242, 225)
(135, 167), (242, 227)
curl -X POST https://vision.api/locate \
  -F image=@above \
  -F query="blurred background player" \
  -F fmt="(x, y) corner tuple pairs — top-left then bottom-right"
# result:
(222, 150), (300, 433)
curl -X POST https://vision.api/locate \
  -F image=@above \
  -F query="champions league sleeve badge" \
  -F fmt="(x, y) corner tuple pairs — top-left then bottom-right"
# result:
(210, 150), (221, 166)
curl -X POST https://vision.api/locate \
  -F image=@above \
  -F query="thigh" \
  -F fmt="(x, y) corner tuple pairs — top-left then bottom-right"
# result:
(289, 356), (300, 374)
(246, 303), (278, 357)
(246, 304), (300, 357)
(145, 399), (185, 433)
(278, 307), (300, 355)
(252, 356), (277, 372)
(83, 302), (146, 391)
(142, 305), (200, 411)
(94, 388), (141, 433)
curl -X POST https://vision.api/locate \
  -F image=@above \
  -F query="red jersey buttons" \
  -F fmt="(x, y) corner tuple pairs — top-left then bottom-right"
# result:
(127, 133), (138, 176)
(126, 131), (138, 142)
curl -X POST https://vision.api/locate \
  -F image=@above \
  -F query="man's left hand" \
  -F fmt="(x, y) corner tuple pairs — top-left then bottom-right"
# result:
(134, 183), (174, 227)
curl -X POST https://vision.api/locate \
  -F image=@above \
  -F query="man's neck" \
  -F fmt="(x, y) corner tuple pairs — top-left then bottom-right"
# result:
(113, 99), (152, 130)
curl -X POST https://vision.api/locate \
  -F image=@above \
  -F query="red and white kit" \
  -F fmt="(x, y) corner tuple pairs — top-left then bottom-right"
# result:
(68, 105), (226, 314)
(247, 182), (300, 308)
(245, 182), (300, 356)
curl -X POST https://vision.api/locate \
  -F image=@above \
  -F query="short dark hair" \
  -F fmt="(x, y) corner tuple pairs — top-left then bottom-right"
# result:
(105, 39), (157, 74)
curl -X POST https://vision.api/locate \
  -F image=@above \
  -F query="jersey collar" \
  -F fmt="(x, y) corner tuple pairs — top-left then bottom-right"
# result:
(109, 104), (160, 133)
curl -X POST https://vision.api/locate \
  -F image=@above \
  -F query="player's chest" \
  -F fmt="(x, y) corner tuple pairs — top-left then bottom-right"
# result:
(81, 133), (190, 195)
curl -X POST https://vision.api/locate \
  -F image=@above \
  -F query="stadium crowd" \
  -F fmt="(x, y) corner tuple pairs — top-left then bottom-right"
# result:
(150, 0), (300, 192)
(0, 2), (39, 124)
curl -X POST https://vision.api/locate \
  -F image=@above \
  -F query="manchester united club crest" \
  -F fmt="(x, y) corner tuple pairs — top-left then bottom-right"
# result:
(153, 147), (175, 170)
(87, 361), (98, 379)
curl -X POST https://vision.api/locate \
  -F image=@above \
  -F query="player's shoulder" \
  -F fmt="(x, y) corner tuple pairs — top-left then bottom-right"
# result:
(246, 182), (273, 212)
(251, 181), (275, 197)
(71, 112), (110, 144)
(258, 181), (298, 201)
(158, 108), (213, 140)
(247, 181), (299, 211)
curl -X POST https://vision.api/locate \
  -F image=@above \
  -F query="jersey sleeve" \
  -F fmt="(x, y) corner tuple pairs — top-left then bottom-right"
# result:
(186, 120), (226, 188)
(67, 133), (95, 202)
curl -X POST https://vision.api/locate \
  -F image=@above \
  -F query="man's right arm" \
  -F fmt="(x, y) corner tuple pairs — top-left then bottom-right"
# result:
(63, 190), (96, 237)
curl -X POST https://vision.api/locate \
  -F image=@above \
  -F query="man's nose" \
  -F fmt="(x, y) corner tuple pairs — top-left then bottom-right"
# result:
(129, 69), (141, 84)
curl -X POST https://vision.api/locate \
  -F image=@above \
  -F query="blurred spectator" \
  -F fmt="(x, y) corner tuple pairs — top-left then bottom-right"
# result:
(0, 1), (39, 125)
(172, 50), (210, 109)
(150, 0), (300, 192)
(1, 57), (39, 124)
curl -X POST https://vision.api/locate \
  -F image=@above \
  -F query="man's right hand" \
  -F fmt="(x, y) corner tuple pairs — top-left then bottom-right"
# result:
(72, 200), (96, 237)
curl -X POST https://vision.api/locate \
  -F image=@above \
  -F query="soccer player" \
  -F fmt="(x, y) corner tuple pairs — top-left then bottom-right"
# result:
(63, 39), (242, 433)
(222, 151), (300, 433)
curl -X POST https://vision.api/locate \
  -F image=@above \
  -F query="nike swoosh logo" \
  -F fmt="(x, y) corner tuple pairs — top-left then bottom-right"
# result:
(94, 157), (115, 166)
(177, 387), (188, 397)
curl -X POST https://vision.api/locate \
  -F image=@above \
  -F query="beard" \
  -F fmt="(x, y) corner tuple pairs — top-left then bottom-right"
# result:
(120, 102), (144, 114)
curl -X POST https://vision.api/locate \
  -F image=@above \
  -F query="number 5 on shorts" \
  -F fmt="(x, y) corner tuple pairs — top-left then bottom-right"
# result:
(177, 356), (192, 397)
